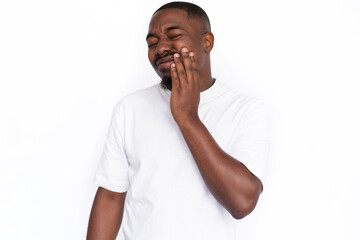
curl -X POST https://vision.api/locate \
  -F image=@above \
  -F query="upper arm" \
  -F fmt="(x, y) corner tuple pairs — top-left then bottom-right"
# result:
(87, 188), (127, 240)
(95, 103), (130, 193)
(95, 187), (127, 203)
(228, 100), (270, 189)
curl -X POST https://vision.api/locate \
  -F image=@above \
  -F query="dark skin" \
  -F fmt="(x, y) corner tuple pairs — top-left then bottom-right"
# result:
(148, 8), (263, 219)
(87, 8), (263, 240)
(87, 188), (126, 240)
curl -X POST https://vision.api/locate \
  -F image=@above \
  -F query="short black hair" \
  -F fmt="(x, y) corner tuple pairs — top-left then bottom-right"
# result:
(153, 1), (211, 32)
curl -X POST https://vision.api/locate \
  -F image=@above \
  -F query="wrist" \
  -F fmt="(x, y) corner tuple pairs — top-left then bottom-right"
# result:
(176, 114), (202, 130)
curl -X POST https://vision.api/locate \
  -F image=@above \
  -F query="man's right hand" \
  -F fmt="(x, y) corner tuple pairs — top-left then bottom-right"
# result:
(170, 48), (201, 125)
(86, 187), (126, 240)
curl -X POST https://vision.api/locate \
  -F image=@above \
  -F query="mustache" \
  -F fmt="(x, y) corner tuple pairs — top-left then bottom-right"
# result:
(155, 51), (178, 65)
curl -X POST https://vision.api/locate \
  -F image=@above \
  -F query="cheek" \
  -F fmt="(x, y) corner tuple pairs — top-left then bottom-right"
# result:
(148, 50), (155, 63)
(174, 39), (193, 51)
(193, 50), (206, 69)
(177, 40), (201, 55)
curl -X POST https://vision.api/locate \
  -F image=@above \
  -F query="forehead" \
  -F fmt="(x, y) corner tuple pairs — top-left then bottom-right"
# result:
(148, 8), (200, 32)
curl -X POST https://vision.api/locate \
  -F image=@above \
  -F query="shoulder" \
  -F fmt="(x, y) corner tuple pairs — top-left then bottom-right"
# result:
(215, 81), (268, 115)
(113, 84), (162, 112)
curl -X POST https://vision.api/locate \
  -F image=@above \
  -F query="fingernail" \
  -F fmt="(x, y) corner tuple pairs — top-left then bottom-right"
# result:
(189, 52), (194, 57)
(182, 48), (188, 53)
(171, 63), (175, 68)
(174, 53), (180, 58)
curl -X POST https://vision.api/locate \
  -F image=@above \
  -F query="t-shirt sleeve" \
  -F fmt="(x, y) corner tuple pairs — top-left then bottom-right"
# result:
(227, 100), (270, 188)
(94, 102), (130, 193)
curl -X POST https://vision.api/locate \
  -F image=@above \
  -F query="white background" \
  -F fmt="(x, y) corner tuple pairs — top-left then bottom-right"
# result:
(1, 0), (359, 239)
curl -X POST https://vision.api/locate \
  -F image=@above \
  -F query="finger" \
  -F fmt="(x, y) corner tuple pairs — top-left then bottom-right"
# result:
(170, 62), (181, 89)
(181, 48), (194, 83)
(188, 51), (199, 87)
(173, 52), (188, 85)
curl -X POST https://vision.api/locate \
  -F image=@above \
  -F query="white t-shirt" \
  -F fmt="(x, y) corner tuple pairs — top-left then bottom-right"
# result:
(95, 80), (269, 240)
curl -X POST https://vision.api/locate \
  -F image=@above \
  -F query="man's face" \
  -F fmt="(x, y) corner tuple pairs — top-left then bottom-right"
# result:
(147, 8), (206, 84)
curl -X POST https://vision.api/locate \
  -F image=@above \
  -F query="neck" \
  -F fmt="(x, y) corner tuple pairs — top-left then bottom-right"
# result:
(199, 64), (214, 92)
(198, 58), (214, 92)
(200, 76), (215, 92)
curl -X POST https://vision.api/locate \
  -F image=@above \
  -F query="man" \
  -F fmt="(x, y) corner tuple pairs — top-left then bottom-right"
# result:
(87, 2), (269, 240)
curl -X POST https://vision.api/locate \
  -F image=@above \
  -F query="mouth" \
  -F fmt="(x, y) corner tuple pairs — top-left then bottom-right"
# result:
(155, 55), (176, 74)
(155, 53), (176, 67)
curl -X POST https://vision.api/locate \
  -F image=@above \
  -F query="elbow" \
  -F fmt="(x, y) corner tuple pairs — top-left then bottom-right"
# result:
(229, 200), (256, 220)
(230, 210), (248, 220)
(229, 191), (261, 220)
(230, 177), (263, 220)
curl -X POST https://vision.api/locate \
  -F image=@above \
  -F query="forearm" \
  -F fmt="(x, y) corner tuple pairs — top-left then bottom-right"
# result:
(177, 118), (262, 219)
(169, 47), (263, 219)
(87, 187), (126, 240)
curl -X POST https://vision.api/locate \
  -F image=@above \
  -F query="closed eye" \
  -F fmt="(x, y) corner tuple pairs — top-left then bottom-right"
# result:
(169, 34), (182, 40)
(147, 33), (182, 48)
(147, 39), (158, 48)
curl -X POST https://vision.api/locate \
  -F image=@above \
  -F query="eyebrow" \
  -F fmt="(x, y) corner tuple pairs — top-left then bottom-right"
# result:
(146, 26), (183, 40)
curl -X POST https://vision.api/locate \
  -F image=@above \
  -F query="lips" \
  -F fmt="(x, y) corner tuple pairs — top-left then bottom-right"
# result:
(155, 54), (175, 66)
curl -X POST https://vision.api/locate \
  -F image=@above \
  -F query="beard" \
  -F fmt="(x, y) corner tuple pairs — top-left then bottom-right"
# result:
(160, 76), (172, 91)
(157, 51), (178, 91)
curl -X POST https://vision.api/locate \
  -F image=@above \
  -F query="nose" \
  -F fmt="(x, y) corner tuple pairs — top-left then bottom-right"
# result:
(155, 37), (172, 56)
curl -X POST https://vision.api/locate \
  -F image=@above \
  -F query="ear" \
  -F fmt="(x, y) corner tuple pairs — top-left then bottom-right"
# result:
(203, 32), (214, 53)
